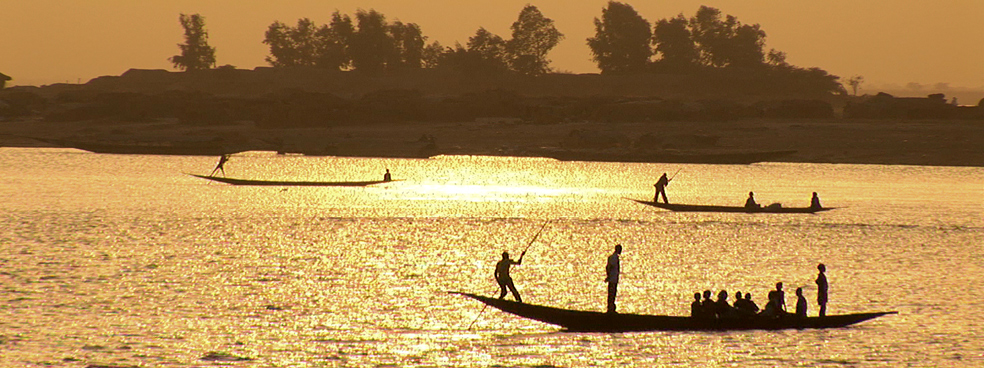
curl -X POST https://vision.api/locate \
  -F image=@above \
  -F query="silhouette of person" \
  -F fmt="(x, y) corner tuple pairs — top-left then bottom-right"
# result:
(733, 291), (753, 316)
(495, 250), (526, 303)
(605, 244), (622, 313)
(691, 292), (702, 318)
(760, 290), (781, 318)
(744, 191), (760, 209)
(653, 173), (671, 203)
(715, 290), (736, 318)
(701, 290), (715, 318)
(816, 263), (829, 317)
(811, 192), (822, 209)
(774, 282), (787, 312)
(742, 292), (760, 314)
(383, 168), (392, 182)
(795, 287), (808, 318)
(210, 154), (230, 177)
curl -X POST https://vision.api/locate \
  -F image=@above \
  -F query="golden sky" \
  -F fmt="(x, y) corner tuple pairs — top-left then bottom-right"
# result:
(3, 0), (982, 90)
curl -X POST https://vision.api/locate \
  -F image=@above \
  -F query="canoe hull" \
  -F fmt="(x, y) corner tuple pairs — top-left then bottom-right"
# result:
(455, 293), (894, 332)
(632, 199), (833, 214)
(191, 174), (394, 187)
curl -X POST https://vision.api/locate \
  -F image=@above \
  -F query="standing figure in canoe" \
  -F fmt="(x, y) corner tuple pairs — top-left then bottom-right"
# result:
(774, 282), (787, 312)
(210, 154), (230, 177)
(383, 168), (392, 182)
(605, 244), (623, 313)
(653, 173), (671, 203)
(495, 250), (526, 303)
(744, 191), (760, 209)
(810, 192), (822, 210)
(816, 263), (829, 317)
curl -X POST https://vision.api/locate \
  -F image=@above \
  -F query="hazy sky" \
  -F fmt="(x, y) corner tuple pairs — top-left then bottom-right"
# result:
(3, 0), (982, 89)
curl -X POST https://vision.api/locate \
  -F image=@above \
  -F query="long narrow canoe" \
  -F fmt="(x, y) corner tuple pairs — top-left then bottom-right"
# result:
(191, 174), (397, 187)
(631, 199), (834, 214)
(454, 292), (895, 332)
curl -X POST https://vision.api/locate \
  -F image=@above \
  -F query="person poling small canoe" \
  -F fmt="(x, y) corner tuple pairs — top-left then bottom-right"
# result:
(493, 221), (549, 304)
(210, 154), (230, 177)
(653, 169), (680, 203)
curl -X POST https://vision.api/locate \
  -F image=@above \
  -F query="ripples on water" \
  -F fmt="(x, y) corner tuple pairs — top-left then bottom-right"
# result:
(1, 148), (982, 366)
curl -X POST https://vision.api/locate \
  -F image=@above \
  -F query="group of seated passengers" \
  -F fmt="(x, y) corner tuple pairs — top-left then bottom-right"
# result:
(691, 282), (809, 320)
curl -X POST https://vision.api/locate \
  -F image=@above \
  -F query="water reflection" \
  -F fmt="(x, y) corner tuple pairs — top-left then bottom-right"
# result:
(0, 148), (982, 366)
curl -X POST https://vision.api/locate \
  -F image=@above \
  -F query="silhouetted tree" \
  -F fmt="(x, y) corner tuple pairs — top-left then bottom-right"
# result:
(766, 49), (788, 68)
(350, 9), (398, 73)
(846, 75), (864, 96)
(264, 19), (318, 67)
(652, 14), (698, 71)
(436, 28), (513, 75)
(314, 12), (355, 70)
(687, 6), (766, 68)
(728, 23), (766, 67)
(587, 1), (652, 74)
(468, 28), (510, 72)
(169, 13), (216, 71)
(0, 72), (10, 89)
(506, 5), (564, 76)
(390, 21), (426, 69)
(421, 41), (445, 68)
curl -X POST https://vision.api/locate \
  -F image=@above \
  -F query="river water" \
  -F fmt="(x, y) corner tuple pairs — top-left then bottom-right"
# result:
(1, 148), (982, 367)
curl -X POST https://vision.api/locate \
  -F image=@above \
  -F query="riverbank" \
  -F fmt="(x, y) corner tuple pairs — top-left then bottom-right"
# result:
(2, 117), (981, 167)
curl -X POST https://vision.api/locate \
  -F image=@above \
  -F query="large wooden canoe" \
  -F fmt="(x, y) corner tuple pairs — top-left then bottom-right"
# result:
(631, 199), (834, 214)
(454, 292), (895, 332)
(191, 174), (396, 187)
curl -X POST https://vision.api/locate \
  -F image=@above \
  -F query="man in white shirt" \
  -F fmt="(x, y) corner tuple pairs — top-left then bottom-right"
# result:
(605, 244), (622, 314)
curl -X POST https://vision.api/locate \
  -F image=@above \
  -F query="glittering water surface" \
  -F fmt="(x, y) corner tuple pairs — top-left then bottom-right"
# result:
(1, 148), (982, 367)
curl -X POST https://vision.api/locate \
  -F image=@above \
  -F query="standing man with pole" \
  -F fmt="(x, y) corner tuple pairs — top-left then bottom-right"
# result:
(495, 250), (526, 303)
(492, 221), (549, 304)
(210, 154), (230, 177)
(605, 244), (623, 314)
(653, 170), (678, 203)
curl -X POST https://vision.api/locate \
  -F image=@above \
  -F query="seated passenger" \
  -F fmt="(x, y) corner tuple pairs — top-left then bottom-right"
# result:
(759, 290), (782, 318)
(701, 290), (715, 318)
(715, 290), (738, 318)
(795, 287), (808, 318)
(811, 192), (822, 209)
(733, 291), (752, 316)
(744, 191), (760, 209)
(690, 292), (702, 318)
(743, 292), (760, 314)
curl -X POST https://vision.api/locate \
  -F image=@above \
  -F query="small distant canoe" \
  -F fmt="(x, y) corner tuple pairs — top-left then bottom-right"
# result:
(454, 292), (895, 332)
(631, 199), (834, 213)
(190, 174), (397, 187)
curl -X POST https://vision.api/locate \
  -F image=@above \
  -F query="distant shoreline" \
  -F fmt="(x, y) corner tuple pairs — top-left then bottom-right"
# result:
(2, 118), (982, 167)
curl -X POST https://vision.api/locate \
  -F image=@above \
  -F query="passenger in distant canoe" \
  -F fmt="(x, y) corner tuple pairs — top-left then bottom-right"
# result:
(210, 154), (230, 177)
(760, 290), (782, 318)
(495, 250), (526, 303)
(744, 191), (760, 209)
(605, 244), (622, 313)
(690, 292), (702, 318)
(701, 290), (715, 317)
(774, 282), (787, 312)
(383, 168), (392, 182)
(811, 192), (822, 209)
(715, 290), (737, 318)
(816, 263), (829, 317)
(795, 287), (808, 318)
(653, 173), (671, 203)
(733, 291), (751, 317)
(742, 292), (760, 314)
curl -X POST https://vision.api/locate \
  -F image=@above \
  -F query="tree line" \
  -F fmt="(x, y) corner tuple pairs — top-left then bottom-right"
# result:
(170, 2), (840, 92)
